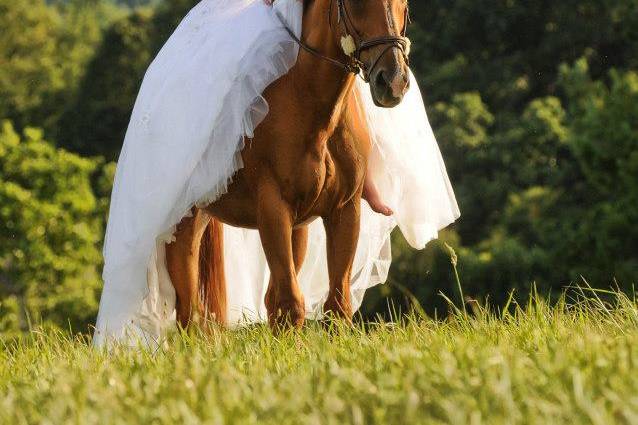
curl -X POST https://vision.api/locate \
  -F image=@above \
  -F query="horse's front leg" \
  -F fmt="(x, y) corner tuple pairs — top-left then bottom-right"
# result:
(257, 176), (306, 330)
(322, 200), (361, 321)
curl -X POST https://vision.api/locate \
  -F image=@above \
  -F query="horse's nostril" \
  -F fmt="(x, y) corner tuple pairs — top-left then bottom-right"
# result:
(375, 70), (387, 89)
(376, 70), (390, 88)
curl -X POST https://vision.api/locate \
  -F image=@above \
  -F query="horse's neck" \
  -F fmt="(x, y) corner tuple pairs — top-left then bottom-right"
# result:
(291, 0), (355, 136)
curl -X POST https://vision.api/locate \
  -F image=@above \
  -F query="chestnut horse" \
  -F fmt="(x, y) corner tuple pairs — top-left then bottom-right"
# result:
(166, 0), (411, 330)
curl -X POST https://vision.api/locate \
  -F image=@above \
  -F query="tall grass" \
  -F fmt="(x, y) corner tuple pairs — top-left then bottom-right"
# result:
(1, 286), (637, 425)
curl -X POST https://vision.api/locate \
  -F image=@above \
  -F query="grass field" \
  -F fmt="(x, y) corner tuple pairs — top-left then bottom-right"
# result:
(1, 289), (638, 425)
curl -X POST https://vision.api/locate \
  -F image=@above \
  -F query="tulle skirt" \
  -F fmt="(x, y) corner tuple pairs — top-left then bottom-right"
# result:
(94, 0), (460, 346)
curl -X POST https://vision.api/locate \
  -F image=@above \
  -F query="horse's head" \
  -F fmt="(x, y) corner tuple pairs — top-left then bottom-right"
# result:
(332, 0), (411, 108)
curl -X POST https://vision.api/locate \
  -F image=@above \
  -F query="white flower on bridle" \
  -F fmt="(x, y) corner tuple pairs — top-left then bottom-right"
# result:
(340, 35), (357, 56)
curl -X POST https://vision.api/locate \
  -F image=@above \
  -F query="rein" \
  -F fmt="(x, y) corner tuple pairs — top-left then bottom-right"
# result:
(280, 0), (411, 82)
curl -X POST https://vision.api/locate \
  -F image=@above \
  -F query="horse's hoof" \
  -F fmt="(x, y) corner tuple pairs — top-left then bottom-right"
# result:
(322, 300), (353, 324)
(267, 300), (305, 332)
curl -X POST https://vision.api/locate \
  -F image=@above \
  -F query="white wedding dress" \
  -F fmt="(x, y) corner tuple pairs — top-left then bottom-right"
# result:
(94, 0), (460, 346)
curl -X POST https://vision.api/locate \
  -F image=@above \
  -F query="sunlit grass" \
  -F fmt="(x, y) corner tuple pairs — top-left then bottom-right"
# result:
(1, 287), (638, 425)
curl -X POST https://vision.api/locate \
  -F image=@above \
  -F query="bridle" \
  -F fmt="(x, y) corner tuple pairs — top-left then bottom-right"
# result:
(280, 0), (411, 82)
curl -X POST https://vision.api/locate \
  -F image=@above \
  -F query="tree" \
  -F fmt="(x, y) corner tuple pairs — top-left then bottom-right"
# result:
(0, 0), (116, 134)
(409, 0), (638, 109)
(0, 121), (107, 334)
(0, 0), (63, 129)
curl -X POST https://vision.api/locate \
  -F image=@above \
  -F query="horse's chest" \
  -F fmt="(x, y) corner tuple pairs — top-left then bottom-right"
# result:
(282, 149), (329, 210)
(286, 139), (364, 221)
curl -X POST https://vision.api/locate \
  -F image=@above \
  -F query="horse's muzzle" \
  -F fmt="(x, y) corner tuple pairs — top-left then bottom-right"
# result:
(369, 63), (410, 108)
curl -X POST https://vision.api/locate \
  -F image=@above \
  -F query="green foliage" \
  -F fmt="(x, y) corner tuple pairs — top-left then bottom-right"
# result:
(2, 293), (638, 423)
(381, 62), (638, 313)
(0, 121), (105, 334)
(0, 0), (117, 134)
(409, 0), (638, 108)
(378, 2), (638, 313)
(0, 0), (63, 129)
(493, 65), (638, 286)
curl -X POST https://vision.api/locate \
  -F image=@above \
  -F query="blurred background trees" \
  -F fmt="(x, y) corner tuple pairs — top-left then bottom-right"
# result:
(0, 121), (110, 335)
(0, 0), (636, 332)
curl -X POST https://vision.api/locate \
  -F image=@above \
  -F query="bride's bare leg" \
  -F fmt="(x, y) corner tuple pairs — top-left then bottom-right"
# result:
(362, 173), (393, 216)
